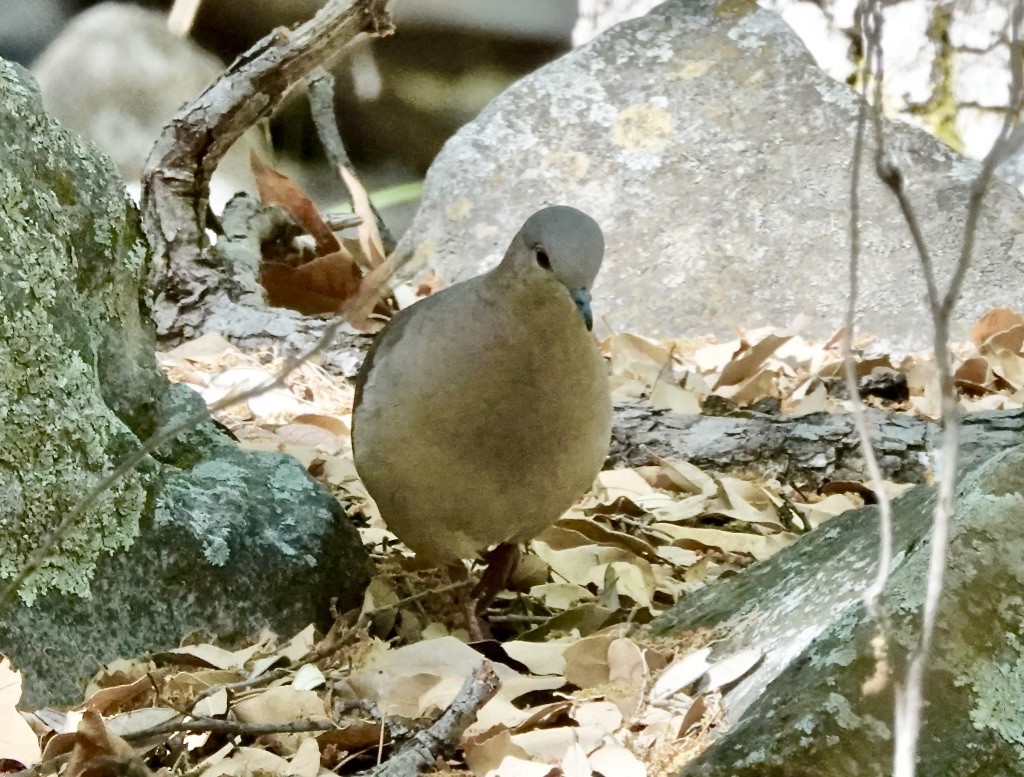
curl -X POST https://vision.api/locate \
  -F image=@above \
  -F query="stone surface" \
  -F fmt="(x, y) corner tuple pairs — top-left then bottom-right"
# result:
(31, 2), (259, 208)
(650, 444), (1024, 775)
(0, 0), (64, 65)
(0, 60), (369, 705)
(396, 0), (1024, 350)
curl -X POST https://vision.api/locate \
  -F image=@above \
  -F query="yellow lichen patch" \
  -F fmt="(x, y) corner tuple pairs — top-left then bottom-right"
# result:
(546, 149), (592, 183)
(611, 104), (675, 152)
(445, 197), (472, 222)
(677, 60), (712, 80)
(715, 0), (758, 18)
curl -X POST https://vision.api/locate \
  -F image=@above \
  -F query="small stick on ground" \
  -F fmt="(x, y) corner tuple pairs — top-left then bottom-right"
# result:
(355, 662), (501, 777)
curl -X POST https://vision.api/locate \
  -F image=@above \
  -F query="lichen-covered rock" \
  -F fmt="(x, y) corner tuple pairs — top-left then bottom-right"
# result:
(0, 60), (153, 600)
(650, 445), (1024, 775)
(0, 60), (370, 704)
(397, 0), (1024, 350)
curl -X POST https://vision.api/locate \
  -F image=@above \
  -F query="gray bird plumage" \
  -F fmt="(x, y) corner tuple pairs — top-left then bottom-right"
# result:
(353, 206), (611, 562)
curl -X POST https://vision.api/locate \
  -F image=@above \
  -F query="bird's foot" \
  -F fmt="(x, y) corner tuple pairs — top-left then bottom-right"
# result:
(462, 543), (522, 640)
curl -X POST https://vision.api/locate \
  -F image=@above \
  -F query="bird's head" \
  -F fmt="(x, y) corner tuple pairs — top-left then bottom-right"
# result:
(500, 205), (605, 331)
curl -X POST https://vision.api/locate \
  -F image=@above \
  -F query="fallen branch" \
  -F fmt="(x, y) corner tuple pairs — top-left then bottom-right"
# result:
(610, 399), (1024, 486)
(141, 0), (394, 338)
(11, 715), (343, 777)
(355, 662), (501, 777)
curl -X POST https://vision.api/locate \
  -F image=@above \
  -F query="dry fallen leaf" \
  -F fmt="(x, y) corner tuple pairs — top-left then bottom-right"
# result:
(64, 710), (136, 777)
(972, 307), (1024, 346)
(0, 657), (41, 767)
(251, 151), (341, 255)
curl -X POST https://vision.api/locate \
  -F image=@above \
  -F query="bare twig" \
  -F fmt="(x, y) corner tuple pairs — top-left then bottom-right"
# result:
(14, 712), (340, 777)
(12, 714), (340, 777)
(360, 580), (470, 619)
(307, 69), (356, 172)
(306, 68), (397, 254)
(188, 622), (363, 712)
(324, 212), (365, 231)
(855, 2), (1024, 775)
(126, 715), (338, 738)
(141, 0), (393, 329)
(354, 662), (501, 777)
(844, 95), (894, 617)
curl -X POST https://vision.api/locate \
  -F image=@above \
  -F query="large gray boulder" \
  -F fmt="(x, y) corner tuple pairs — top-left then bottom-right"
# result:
(397, 0), (1024, 349)
(0, 60), (370, 705)
(650, 444), (1024, 775)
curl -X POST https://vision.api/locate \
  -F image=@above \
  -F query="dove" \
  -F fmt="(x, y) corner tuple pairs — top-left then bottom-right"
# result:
(353, 206), (611, 631)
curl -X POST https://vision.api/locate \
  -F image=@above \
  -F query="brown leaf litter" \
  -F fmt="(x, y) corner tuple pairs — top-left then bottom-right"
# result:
(6, 308), (1024, 776)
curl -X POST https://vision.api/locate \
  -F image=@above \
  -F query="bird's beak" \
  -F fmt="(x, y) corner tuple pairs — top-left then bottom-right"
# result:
(571, 289), (593, 331)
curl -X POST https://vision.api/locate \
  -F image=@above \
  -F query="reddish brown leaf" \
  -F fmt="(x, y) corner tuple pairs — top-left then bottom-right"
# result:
(261, 249), (364, 316)
(972, 308), (1024, 346)
(250, 151), (341, 256)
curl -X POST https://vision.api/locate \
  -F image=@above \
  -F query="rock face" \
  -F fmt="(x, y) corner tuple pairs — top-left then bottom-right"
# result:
(31, 2), (259, 208)
(396, 0), (1024, 350)
(0, 60), (370, 705)
(650, 444), (1024, 775)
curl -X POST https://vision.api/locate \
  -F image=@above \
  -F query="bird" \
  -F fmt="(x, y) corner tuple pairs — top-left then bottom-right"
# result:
(352, 206), (612, 633)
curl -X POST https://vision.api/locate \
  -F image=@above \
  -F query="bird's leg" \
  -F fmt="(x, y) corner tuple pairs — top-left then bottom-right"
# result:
(471, 543), (522, 613)
(441, 561), (486, 641)
(458, 544), (522, 642)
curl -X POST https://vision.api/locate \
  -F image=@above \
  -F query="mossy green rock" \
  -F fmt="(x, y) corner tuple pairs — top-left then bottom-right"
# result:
(651, 444), (1024, 776)
(0, 60), (370, 704)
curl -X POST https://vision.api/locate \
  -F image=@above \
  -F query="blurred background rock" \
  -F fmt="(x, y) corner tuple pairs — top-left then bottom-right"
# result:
(2, 0), (588, 237)
(1, 0), (1021, 242)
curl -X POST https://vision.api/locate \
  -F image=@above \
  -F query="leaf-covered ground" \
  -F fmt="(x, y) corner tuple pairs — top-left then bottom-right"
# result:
(5, 305), (1024, 777)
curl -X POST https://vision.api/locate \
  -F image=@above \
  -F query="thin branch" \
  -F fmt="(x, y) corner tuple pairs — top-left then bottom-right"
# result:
(855, 2), (1024, 775)
(307, 69), (356, 172)
(844, 93), (894, 617)
(188, 622), (364, 712)
(125, 715), (338, 739)
(358, 580), (471, 622)
(899, 8), (1024, 775)
(942, 10), (1024, 321)
(306, 68), (397, 253)
(856, 5), (942, 773)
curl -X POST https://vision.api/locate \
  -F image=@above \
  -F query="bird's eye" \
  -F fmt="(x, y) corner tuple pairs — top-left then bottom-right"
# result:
(535, 249), (552, 270)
